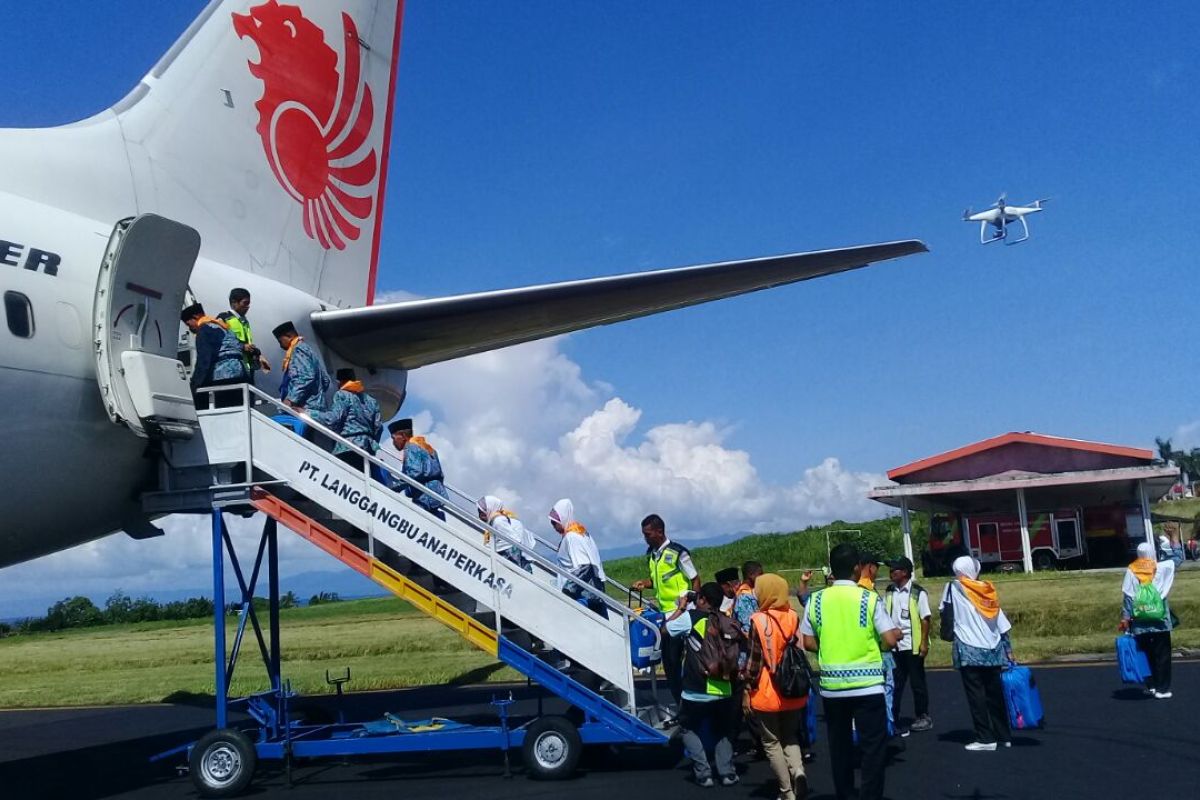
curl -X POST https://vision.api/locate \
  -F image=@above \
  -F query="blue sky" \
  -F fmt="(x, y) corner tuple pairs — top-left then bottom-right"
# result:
(2, 2), (1199, 614)
(5, 2), (1198, 473)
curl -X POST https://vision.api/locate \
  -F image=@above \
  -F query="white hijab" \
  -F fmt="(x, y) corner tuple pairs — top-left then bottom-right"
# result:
(549, 498), (576, 529)
(548, 498), (606, 580)
(477, 495), (506, 522)
(477, 495), (535, 553)
(1122, 542), (1176, 599)
(944, 555), (1011, 650)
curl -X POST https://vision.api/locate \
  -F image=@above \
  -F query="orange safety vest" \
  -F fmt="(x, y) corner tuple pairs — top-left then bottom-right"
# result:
(749, 608), (807, 713)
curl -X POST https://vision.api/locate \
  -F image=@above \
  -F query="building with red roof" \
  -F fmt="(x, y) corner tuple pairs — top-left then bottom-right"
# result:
(869, 432), (1177, 574)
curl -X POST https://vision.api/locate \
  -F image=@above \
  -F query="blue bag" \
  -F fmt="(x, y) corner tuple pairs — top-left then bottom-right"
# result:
(630, 608), (664, 668)
(1116, 635), (1150, 684)
(1001, 663), (1044, 730)
(272, 413), (307, 437)
(805, 687), (818, 745)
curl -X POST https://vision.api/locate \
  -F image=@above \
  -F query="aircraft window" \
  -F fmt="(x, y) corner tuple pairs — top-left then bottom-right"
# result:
(4, 291), (34, 338)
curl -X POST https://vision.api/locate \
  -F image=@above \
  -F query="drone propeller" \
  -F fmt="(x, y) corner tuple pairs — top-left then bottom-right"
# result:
(996, 192), (1007, 209)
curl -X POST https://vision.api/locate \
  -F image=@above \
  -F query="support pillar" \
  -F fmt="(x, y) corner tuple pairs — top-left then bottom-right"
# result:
(267, 516), (281, 692)
(1017, 488), (1033, 573)
(1138, 479), (1155, 548)
(212, 510), (228, 729)
(900, 496), (914, 564)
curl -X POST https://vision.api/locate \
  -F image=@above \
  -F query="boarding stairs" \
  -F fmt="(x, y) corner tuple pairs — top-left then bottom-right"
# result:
(142, 384), (666, 740)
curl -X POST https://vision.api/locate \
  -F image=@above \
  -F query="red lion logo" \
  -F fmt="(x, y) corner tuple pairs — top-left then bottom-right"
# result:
(233, 1), (376, 250)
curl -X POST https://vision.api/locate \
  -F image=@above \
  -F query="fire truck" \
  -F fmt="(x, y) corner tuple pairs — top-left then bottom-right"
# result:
(922, 503), (1146, 575)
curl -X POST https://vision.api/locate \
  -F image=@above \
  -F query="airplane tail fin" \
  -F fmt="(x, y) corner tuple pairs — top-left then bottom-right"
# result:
(115, 1), (404, 308)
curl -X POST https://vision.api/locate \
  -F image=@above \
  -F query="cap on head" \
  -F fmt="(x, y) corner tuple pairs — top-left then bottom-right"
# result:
(857, 551), (883, 567)
(272, 321), (298, 339)
(714, 567), (740, 585)
(388, 418), (414, 435)
(887, 556), (914, 574)
(229, 287), (250, 304)
(180, 303), (204, 322)
(336, 368), (356, 383)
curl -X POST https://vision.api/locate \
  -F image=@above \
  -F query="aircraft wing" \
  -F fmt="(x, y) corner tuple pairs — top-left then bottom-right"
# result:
(311, 239), (927, 369)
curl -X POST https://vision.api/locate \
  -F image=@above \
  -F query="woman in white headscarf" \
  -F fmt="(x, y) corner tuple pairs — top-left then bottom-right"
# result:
(549, 498), (608, 618)
(940, 556), (1013, 751)
(476, 495), (536, 572)
(1119, 541), (1176, 698)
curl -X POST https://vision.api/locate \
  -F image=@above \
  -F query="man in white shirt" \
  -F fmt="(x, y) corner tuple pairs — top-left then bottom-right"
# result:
(884, 557), (933, 735)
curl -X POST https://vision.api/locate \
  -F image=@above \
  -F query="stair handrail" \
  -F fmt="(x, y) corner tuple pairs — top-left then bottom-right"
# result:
(440, 480), (644, 607)
(216, 384), (658, 648)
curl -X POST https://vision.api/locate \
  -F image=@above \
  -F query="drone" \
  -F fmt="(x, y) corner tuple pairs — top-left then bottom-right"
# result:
(963, 194), (1048, 245)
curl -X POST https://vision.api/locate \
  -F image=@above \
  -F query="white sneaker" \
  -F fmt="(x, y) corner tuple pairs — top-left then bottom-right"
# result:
(1143, 688), (1157, 697)
(1003, 741), (1012, 748)
(1154, 691), (1173, 699)
(964, 741), (997, 752)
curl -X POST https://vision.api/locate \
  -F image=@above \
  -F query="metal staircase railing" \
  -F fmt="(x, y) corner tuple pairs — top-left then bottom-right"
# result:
(169, 383), (661, 717)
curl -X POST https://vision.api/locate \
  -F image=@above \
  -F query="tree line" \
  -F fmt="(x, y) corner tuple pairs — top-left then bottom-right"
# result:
(0, 589), (343, 637)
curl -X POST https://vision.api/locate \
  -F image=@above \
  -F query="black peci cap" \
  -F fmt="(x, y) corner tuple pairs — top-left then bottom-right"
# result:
(272, 321), (298, 338)
(714, 567), (740, 584)
(388, 418), (414, 434)
(180, 303), (204, 322)
(336, 368), (356, 383)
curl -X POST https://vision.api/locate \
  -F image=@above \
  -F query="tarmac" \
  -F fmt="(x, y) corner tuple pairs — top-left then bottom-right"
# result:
(0, 660), (1195, 799)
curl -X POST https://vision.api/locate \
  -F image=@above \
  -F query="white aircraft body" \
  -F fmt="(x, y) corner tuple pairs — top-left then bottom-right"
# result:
(963, 194), (1048, 244)
(0, 0), (924, 569)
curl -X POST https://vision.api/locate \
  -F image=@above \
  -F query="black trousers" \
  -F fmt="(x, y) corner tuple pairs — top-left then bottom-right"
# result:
(1136, 631), (1172, 691)
(662, 631), (685, 704)
(892, 649), (929, 720)
(193, 376), (246, 410)
(824, 692), (888, 800)
(959, 666), (1011, 744)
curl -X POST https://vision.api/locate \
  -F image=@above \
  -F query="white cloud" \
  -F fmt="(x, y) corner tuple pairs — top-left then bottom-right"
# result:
(406, 338), (886, 547)
(1, 335), (885, 616)
(1170, 420), (1200, 452)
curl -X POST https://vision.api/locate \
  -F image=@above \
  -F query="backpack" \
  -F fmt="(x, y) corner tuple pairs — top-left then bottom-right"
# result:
(763, 614), (812, 699)
(1131, 581), (1166, 622)
(693, 612), (743, 681)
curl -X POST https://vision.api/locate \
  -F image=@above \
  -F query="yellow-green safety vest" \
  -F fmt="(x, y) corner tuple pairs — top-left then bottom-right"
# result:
(648, 542), (692, 610)
(806, 585), (885, 692)
(220, 312), (256, 372)
(690, 614), (732, 698)
(885, 582), (927, 652)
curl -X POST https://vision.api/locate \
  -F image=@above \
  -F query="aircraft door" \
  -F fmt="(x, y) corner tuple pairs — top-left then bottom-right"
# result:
(93, 214), (201, 440)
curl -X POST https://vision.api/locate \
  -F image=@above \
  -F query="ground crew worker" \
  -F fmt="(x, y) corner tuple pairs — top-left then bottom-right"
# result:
(218, 288), (270, 384)
(387, 418), (448, 519)
(664, 582), (739, 788)
(181, 303), (245, 409)
(272, 321), (330, 413)
(631, 514), (700, 705)
(311, 368), (382, 471)
(885, 556), (933, 734)
(801, 544), (900, 800)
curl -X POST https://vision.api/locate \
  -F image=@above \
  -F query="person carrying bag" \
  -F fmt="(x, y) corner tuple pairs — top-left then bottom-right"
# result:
(745, 574), (811, 800)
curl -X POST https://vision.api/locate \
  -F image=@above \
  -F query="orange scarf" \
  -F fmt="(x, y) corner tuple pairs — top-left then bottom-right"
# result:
(565, 521), (588, 536)
(409, 435), (437, 455)
(1129, 558), (1156, 585)
(281, 335), (303, 372)
(957, 576), (1000, 619)
(341, 380), (364, 393)
(198, 315), (229, 331)
(857, 575), (875, 590)
(488, 508), (517, 524)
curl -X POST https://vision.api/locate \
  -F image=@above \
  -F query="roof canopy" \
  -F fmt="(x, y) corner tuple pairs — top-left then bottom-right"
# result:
(887, 432), (1154, 484)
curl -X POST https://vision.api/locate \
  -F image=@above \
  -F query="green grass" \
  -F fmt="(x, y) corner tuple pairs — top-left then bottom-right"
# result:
(3, 526), (1197, 708)
(0, 597), (515, 708)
